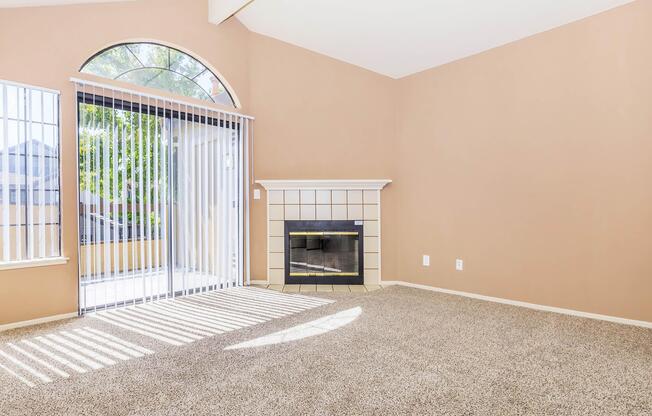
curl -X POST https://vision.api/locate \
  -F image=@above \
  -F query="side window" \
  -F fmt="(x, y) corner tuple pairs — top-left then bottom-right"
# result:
(0, 80), (61, 263)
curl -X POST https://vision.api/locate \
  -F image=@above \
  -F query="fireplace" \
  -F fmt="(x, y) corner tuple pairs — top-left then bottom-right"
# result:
(285, 220), (364, 285)
(257, 179), (391, 285)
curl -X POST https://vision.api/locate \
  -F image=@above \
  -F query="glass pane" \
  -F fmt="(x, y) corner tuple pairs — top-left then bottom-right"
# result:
(43, 92), (56, 124)
(30, 90), (42, 123)
(7, 120), (20, 151)
(213, 91), (233, 107)
(7, 85), (20, 119)
(117, 67), (165, 86)
(169, 49), (205, 78)
(194, 71), (230, 104)
(126, 43), (169, 69)
(0, 224), (27, 260)
(82, 45), (142, 79)
(289, 233), (360, 276)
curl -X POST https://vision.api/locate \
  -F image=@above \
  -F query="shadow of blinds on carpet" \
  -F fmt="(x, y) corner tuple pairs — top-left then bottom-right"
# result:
(73, 79), (253, 313)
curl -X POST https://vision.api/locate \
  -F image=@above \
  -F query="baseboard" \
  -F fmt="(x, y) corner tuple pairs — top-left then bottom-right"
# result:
(0, 312), (79, 332)
(250, 279), (269, 285)
(382, 281), (652, 329)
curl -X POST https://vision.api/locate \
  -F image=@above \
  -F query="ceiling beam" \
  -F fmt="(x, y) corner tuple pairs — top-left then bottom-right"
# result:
(208, 0), (255, 26)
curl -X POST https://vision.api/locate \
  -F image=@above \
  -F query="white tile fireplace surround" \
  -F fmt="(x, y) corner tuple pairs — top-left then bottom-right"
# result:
(256, 180), (392, 285)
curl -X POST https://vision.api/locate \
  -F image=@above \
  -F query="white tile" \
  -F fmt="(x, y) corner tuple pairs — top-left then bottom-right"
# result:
(363, 204), (379, 220)
(284, 190), (300, 204)
(300, 190), (316, 204)
(283, 284), (301, 293)
(300, 284), (317, 293)
(269, 190), (284, 205)
(269, 236), (285, 253)
(269, 205), (284, 221)
(363, 190), (379, 204)
(316, 205), (331, 220)
(364, 253), (379, 269)
(332, 190), (347, 204)
(316, 284), (333, 292)
(347, 205), (363, 220)
(269, 269), (284, 285)
(332, 205), (347, 220)
(269, 252), (285, 269)
(364, 269), (380, 285)
(269, 220), (285, 237)
(316, 190), (331, 204)
(364, 236), (379, 253)
(364, 220), (379, 237)
(347, 190), (363, 204)
(284, 205), (300, 220)
(300, 205), (316, 220)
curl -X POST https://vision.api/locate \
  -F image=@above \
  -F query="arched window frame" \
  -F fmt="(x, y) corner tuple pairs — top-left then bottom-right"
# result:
(80, 42), (236, 107)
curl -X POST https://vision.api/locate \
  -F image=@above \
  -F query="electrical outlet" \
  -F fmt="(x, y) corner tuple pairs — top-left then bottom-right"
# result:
(253, 189), (261, 200)
(422, 255), (430, 267)
(456, 259), (464, 271)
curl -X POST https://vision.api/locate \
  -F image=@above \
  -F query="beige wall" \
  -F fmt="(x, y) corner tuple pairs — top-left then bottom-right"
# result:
(395, 0), (652, 322)
(1, 0), (650, 325)
(246, 32), (397, 283)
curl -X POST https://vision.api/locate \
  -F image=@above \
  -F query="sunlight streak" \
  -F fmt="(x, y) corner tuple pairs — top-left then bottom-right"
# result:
(225, 307), (361, 350)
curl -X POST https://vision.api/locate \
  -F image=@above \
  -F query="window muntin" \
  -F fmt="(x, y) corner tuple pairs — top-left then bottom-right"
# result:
(80, 43), (235, 107)
(0, 80), (61, 263)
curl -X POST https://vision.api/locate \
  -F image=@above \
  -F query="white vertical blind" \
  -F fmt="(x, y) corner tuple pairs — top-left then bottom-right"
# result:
(26, 91), (34, 259)
(74, 79), (253, 313)
(1, 83), (9, 261)
(0, 80), (61, 265)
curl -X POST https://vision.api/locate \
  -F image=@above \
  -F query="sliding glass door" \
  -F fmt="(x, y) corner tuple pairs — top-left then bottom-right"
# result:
(76, 86), (250, 313)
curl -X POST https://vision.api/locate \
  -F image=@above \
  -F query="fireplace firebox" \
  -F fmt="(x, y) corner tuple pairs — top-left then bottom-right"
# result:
(284, 220), (364, 285)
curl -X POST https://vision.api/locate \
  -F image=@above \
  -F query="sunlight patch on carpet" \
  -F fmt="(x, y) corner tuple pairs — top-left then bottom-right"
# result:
(225, 306), (362, 350)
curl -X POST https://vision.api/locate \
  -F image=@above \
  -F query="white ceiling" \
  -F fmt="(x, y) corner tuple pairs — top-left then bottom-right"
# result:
(236, 0), (635, 79)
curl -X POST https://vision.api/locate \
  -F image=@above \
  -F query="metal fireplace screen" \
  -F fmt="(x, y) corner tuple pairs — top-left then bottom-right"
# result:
(285, 220), (363, 284)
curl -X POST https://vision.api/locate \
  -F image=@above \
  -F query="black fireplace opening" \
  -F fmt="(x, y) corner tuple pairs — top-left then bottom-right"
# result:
(284, 220), (364, 285)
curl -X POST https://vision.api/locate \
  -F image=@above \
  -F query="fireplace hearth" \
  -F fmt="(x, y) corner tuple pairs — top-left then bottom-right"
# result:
(285, 220), (364, 285)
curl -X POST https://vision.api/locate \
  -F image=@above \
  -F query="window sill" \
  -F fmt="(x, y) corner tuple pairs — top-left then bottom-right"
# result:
(0, 257), (69, 271)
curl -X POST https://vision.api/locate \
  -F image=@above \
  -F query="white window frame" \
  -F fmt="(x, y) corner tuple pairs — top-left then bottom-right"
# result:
(0, 79), (67, 270)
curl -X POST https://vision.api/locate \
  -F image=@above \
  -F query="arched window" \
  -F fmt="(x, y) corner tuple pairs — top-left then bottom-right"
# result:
(80, 42), (235, 107)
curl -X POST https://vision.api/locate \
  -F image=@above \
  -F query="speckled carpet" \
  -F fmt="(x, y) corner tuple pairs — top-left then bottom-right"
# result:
(0, 285), (650, 416)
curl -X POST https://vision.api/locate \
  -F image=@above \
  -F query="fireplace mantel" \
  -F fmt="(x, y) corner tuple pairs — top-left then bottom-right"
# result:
(256, 179), (392, 191)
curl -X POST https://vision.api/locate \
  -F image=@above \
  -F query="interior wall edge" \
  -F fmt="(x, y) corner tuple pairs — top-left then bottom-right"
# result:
(382, 281), (652, 329)
(0, 312), (78, 333)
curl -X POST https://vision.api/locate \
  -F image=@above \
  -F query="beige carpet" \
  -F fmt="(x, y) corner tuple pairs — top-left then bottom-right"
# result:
(0, 286), (650, 415)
